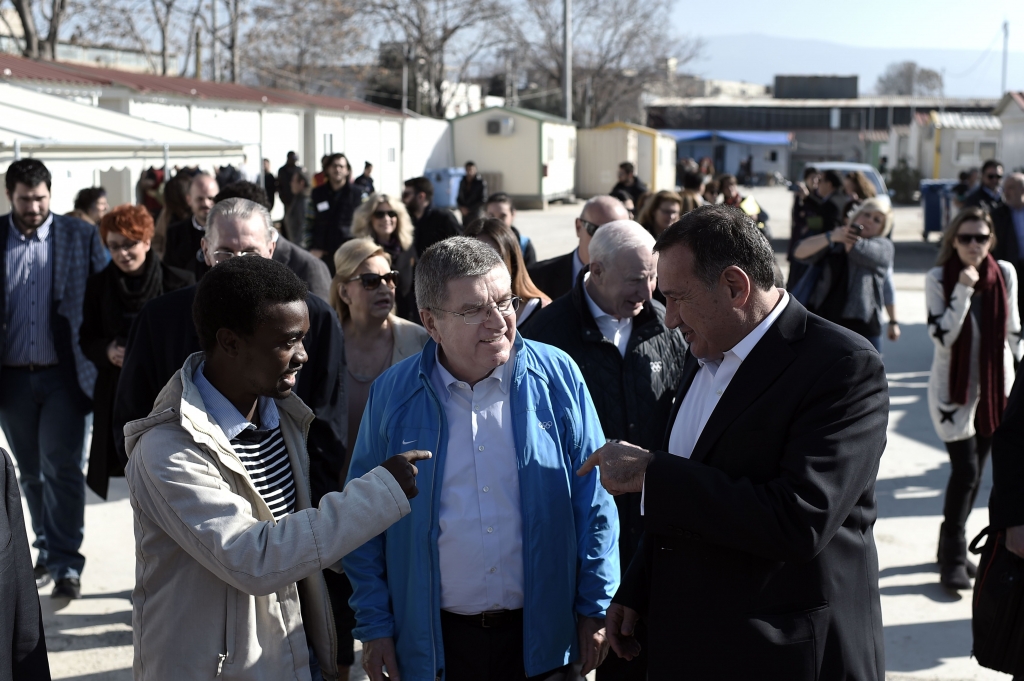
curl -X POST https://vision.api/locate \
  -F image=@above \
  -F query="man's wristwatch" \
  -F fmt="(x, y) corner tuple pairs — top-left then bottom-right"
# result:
(888, 320), (899, 325)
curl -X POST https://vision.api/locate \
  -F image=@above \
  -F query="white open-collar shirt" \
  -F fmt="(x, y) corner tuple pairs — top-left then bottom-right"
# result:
(431, 345), (524, 614)
(643, 291), (790, 512)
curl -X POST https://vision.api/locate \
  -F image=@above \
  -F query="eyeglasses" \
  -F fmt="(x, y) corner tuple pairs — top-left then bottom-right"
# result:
(347, 271), (399, 290)
(986, 174), (1003, 181)
(433, 296), (521, 324)
(580, 219), (601, 236)
(107, 239), (141, 253)
(211, 250), (261, 264)
(373, 210), (399, 219)
(956, 233), (991, 245)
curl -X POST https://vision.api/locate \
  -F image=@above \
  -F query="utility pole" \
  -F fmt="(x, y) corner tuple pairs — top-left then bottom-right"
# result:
(563, 0), (572, 121)
(195, 27), (203, 79)
(1002, 20), (1009, 96)
(211, 1), (220, 82)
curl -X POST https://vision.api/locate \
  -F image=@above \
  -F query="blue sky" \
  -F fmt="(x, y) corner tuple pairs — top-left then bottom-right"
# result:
(671, 0), (1024, 96)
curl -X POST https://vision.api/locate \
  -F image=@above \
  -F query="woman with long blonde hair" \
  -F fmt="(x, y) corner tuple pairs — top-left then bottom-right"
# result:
(351, 193), (418, 321)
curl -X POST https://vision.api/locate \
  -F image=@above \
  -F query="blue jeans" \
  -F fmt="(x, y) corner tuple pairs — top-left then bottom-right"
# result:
(865, 335), (883, 353)
(0, 366), (87, 580)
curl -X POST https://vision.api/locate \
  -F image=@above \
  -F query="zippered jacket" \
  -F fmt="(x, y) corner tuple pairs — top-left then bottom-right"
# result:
(124, 353), (411, 680)
(344, 335), (619, 680)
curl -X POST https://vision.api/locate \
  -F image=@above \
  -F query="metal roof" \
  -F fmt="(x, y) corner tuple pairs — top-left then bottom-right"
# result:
(662, 129), (792, 146)
(930, 112), (1001, 130)
(646, 94), (999, 109)
(451, 105), (577, 126)
(0, 53), (402, 117)
(993, 92), (1024, 116)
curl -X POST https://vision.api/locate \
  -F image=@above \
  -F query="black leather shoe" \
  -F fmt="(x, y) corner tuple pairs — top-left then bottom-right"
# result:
(940, 563), (972, 591)
(33, 558), (51, 588)
(51, 577), (81, 600)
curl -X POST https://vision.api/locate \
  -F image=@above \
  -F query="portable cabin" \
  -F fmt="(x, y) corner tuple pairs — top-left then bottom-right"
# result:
(576, 122), (677, 198)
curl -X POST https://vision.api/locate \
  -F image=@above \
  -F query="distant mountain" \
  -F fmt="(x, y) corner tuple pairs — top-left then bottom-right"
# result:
(685, 33), (1024, 98)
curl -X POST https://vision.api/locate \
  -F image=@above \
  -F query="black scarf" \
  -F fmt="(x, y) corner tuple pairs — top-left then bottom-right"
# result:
(115, 250), (164, 313)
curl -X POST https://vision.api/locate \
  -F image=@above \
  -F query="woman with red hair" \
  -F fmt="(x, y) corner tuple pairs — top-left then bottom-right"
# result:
(79, 204), (194, 498)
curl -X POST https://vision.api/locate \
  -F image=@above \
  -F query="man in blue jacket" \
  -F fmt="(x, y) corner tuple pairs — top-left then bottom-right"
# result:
(345, 237), (619, 681)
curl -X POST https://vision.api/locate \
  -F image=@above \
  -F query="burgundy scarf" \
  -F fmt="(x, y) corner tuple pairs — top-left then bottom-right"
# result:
(943, 253), (1008, 436)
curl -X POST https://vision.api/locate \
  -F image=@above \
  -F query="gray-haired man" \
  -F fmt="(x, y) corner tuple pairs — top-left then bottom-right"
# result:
(344, 237), (620, 681)
(524, 221), (687, 681)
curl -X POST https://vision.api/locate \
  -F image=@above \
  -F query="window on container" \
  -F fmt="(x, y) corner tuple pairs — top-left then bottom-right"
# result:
(547, 137), (555, 161)
(768, 150), (778, 162)
(955, 140), (974, 161)
(569, 138), (576, 159)
(979, 141), (998, 162)
(387, 148), (396, 162)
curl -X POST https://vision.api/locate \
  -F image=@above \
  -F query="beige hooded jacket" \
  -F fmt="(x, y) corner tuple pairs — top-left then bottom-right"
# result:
(124, 353), (411, 680)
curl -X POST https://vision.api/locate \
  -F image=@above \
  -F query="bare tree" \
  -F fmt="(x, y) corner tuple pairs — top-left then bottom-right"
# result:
(363, 0), (509, 119)
(8, 0), (70, 59)
(72, 0), (199, 75)
(511, 0), (698, 126)
(876, 61), (944, 97)
(244, 0), (364, 93)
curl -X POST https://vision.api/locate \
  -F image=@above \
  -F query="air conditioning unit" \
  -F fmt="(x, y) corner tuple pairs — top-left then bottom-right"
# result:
(486, 117), (515, 136)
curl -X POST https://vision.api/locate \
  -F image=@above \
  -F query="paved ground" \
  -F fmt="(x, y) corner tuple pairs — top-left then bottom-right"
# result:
(11, 186), (1012, 679)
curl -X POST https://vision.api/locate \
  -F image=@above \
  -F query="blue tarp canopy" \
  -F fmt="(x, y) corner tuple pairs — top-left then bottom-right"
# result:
(661, 130), (791, 146)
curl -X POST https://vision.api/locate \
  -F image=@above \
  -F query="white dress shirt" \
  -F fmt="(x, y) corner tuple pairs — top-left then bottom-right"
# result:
(431, 346), (524, 614)
(642, 291), (790, 513)
(583, 273), (632, 357)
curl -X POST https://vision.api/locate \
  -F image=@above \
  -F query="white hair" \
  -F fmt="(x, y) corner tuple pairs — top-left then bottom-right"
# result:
(206, 198), (274, 245)
(588, 220), (656, 267)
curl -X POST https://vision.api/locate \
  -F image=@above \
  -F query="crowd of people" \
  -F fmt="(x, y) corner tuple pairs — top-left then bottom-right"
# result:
(1, 147), (1024, 681)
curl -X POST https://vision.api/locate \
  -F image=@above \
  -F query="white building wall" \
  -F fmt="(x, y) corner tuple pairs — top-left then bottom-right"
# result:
(1000, 105), (1024, 172)
(453, 112), (539, 197)
(402, 117), (453, 180)
(541, 122), (576, 199)
(129, 100), (191, 130)
(655, 134), (677, 191)
(577, 127), (630, 198)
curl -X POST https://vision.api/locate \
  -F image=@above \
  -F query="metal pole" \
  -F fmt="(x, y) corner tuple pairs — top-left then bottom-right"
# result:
(402, 46), (409, 114)
(563, 0), (572, 121)
(1003, 21), (1009, 96)
(211, 1), (219, 82)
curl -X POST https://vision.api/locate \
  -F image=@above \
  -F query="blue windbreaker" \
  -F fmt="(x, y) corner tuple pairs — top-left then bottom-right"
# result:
(343, 335), (619, 681)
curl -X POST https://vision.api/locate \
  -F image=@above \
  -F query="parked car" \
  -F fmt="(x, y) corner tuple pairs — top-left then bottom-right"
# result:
(809, 162), (892, 211)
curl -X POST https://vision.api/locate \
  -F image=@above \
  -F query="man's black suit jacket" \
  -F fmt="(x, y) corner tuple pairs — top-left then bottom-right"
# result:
(527, 250), (575, 301)
(111, 286), (347, 504)
(615, 299), (888, 681)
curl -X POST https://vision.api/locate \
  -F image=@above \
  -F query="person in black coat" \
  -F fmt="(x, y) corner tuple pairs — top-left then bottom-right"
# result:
(403, 176), (461, 257)
(581, 205), (888, 680)
(307, 153), (365, 267)
(963, 159), (1005, 214)
(528, 195), (630, 300)
(456, 161), (488, 222)
(80, 205), (194, 499)
(524, 220), (687, 681)
(991, 172), (1024, 314)
(112, 198), (347, 505)
(610, 162), (647, 204)
(990, 372), (1024, 560)
(163, 173), (219, 274)
(0, 447), (50, 680)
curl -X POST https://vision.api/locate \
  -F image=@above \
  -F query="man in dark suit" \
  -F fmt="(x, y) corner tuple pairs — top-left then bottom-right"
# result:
(0, 159), (108, 599)
(527, 195), (629, 300)
(456, 160), (487, 222)
(611, 162), (647, 204)
(403, 176), (461, 257)
(991, 172), (1024, 313)
(964, 159), (1005, 214)
(580, 204), (889, 680)
(164, 173), (219, 275)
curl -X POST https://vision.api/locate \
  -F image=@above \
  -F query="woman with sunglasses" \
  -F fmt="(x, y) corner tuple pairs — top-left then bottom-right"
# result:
(350, 193), (418, 322)
(927, 207), (1022, 592)
(463, 217), (551, 333)
(79, 204), (194, 499)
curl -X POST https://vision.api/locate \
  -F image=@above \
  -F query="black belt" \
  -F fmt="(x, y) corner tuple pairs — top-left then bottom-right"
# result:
(441, 609), (522, 629)
(2, 363), (57, 372)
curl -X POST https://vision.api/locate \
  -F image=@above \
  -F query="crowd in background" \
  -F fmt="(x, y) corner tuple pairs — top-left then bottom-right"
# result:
(3, 145), (1024, 680)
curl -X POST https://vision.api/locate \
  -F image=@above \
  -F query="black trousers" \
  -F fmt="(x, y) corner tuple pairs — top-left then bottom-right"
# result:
(943, 434), (993, 532)
(439, 610), (567, 681)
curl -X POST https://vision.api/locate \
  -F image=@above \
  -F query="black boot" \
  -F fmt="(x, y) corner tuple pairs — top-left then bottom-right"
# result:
(939, 527), (972, 591)
(937, 524), (978, 578)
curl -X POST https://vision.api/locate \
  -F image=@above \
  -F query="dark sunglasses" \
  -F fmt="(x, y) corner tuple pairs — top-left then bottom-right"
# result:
(581, 218), (601, 236)
(956, 233), (991, 245)
(373, 210), (398, 219)
(348, 271), (399, 290)
(986, 174), (1003, 181)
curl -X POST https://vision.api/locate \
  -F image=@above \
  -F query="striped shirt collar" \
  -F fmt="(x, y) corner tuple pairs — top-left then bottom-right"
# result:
(8, 212), (53, 241)
(193, 360), (280, 440)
